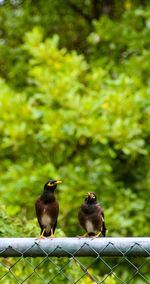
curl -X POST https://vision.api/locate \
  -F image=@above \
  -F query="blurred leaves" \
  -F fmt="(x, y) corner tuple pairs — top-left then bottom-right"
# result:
(0, 19), (150, 238)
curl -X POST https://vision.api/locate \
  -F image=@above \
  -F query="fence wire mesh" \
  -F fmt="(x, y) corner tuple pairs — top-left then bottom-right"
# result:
(0, 238), (150, 284)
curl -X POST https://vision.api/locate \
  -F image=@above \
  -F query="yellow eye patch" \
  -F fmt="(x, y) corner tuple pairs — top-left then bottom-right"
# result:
(47, 182), (53, 186)
(47, 181), (62, 186)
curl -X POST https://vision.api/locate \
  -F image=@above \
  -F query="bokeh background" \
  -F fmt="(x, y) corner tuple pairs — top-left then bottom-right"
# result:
(0, 0), (150, 282)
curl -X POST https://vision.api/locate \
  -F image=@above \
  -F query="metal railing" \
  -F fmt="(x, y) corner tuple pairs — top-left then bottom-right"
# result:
(0, 237), (150, 283)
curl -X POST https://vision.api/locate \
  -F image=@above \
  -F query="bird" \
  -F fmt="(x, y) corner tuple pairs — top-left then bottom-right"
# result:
(78, 192), (106, 239)
(35, 180), (62, 242)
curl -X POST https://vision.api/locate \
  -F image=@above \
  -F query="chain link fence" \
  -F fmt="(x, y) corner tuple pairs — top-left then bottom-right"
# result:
(0, 237), (150, 283)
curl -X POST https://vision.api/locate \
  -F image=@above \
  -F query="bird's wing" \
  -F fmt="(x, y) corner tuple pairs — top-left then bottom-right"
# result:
(46, 198), (59, 221)
(97, 204), (107, 237)
(78, 206), (87, 231)
(35, 197), (44, 223)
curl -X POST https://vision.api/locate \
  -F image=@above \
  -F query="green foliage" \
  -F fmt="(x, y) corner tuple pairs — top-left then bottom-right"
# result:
(1, 1), (150, 282)
(89, 6), (150, 82)
(0, 204), (39, 237)
(1, 22), (150, 237)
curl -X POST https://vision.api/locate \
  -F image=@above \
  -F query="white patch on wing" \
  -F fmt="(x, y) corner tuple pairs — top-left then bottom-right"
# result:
(85, 220), (95, 232)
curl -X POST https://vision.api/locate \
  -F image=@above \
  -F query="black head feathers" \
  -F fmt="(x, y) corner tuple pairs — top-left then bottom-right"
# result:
(44, 180), (62, 191)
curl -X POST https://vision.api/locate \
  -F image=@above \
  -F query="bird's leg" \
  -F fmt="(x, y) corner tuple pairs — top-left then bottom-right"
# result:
(77, 232), (89, 239)
(91, 232), (101, 240)
(50, 227), (54, 239)
(48, 227), (55, 239)
(38, 228), (46, 243)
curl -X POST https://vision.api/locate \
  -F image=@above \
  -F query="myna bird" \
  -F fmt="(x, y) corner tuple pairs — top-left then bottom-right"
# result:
(78, 192), (106, 239)
(35, 180), (62, 242)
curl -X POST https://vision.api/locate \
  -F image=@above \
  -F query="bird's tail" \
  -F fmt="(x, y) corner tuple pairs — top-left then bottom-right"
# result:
(102, 222), (107, 237)
(88, 232), (95, 237)
(43, 230), (51, 237)
(41, 221), (57, 237)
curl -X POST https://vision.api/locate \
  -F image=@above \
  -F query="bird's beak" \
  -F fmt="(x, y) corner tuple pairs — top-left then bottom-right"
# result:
(55, 181), (62, 184)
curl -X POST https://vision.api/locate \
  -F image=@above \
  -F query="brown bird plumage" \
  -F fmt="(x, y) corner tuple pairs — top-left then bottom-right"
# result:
(35, 180), (62, 241)
(78, 192), (106, 239)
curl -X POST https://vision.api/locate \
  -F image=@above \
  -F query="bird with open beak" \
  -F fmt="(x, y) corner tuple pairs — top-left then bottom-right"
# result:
(78, 192), (106, 239)
(35, 180), (62, 242)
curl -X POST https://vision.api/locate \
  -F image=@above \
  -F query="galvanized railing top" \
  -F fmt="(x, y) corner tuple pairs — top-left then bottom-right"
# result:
(0, 237), (150, 257)
(1, 238), (150, 284)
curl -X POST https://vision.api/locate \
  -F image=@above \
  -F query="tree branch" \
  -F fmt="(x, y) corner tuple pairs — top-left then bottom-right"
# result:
(93, 0), (101, 20)
(68, 2), (92, 24)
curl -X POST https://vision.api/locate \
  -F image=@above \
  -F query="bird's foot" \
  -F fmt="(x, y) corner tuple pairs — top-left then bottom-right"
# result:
(47, 228), (55, 240)
(48, 234), (55, 240)
(37, 228), (46, 243)
(77, 232), (88, 239)
(91, 232), (101, 240)
(37, 235), (46, 243)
